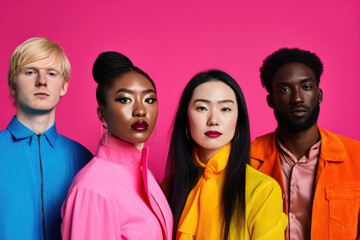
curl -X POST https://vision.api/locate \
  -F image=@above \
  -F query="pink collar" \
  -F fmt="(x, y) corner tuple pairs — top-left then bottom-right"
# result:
(95, 134), (149, 167)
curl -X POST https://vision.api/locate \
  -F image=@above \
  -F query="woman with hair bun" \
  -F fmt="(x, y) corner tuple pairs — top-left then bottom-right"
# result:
(164, 70), (287, 239)
(61, 51), (173, 240)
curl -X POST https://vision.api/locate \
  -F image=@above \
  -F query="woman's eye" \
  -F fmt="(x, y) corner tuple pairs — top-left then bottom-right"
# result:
(221, 107), (231, 112)
(145, 98), (157, 104)
(196, 106), (207, 111)
(116, 98), (131, 103)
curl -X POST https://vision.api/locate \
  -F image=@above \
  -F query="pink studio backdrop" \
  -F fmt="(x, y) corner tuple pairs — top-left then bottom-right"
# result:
(0, 0), (359, 181)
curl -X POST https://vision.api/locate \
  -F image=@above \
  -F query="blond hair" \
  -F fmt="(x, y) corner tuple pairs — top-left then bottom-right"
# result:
(8, 37), (71, 91)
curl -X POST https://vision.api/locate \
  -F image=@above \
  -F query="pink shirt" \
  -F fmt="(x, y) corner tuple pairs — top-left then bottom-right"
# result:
(277, 136), (321, 240)
(61, 134), (173, 240)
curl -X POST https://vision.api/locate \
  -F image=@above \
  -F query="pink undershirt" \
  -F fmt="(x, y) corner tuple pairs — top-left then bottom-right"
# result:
(276, 136), (321, 240)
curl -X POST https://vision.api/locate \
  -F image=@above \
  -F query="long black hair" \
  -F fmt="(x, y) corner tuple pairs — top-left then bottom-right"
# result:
(166, 70), (250, 239)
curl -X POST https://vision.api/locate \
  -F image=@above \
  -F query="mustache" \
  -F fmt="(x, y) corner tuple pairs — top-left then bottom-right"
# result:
(289, 105), (310, 112)
(275, 104), (320, 133)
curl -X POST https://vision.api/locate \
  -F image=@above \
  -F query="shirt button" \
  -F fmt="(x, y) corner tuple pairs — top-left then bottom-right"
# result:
(291, 214), (296, 219)
(292, 185), (298, 191)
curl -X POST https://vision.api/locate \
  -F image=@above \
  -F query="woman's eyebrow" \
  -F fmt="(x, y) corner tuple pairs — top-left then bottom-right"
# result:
(219, 99), (234, 104)
(143, 89), (156, 94)
(115, 88), (156, 94)
(193, 99), (234, 104)
(115, 88), (133, 94)
(193, 99), (210, 103)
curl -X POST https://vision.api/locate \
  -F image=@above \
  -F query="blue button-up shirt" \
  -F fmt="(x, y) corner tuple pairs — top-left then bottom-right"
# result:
(0, 116), (93, 240)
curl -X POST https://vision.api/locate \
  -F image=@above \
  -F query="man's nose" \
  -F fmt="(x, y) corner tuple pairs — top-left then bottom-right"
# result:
(35, 72), (47, 87)
(291, 88), (304, 104)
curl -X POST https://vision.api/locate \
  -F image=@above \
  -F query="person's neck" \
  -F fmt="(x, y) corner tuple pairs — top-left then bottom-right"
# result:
(133, 142), (144, 150)
(107, 132), (144, 151)
(197, 147), (220, 164)
(16, 109), (56, 135)
(277, 124), (320, 160)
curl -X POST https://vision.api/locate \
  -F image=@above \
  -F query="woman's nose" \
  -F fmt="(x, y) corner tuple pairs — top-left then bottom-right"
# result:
(207, 111), (219, 126)
(132, 101), (146, 117)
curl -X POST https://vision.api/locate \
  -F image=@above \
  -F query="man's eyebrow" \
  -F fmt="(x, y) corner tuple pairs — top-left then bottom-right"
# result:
(21, 66), (60, 72)
(45, 67), (60, 72)
(276, 82), (290, 87)
(276, 77), (315, 87)
(300, 77), (315, 83)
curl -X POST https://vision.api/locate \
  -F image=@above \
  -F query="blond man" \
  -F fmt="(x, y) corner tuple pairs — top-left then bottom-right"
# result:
(0, 37), (92, 240)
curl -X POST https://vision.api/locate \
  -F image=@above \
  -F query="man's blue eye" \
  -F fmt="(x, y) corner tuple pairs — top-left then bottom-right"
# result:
(25, 71), (35, 75)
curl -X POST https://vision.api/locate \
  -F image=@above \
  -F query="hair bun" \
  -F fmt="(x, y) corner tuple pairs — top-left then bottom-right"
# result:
(92, 51), (134, 84)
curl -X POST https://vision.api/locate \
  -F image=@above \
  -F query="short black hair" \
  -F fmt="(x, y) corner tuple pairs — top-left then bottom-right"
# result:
(260, 48), (324, 94)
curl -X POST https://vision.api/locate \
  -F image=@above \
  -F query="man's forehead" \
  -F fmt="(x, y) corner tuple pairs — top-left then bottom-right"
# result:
(22, 56), (62, 71)
(273, 62), (316, 83)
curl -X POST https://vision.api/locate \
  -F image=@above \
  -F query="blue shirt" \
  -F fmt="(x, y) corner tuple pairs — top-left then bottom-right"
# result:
(0, 116), (93, 240)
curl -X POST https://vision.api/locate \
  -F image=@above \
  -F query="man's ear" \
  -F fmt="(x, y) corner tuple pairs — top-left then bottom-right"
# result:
(266, 94), (275, 108)
(9, 86), (16, 96)
(97, 106), (106, 123)
(9, 81), (16, 96)
(318, 88), (323, 104)
(60, 80), (69, 97)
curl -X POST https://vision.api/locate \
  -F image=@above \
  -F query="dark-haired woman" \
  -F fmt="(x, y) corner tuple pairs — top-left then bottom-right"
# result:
(61, 52), (173, 239)
(164, 70), (287, 239)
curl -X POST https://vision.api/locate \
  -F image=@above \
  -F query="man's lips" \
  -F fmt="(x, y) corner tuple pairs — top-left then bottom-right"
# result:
(205, 131), (222, 138)
(130, 120), (149, 132)
(34, 92), (49, 97)
(289, 106), (309, 117)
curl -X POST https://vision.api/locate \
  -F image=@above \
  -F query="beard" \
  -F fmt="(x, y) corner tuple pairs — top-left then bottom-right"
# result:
(274, 104), (320, 133)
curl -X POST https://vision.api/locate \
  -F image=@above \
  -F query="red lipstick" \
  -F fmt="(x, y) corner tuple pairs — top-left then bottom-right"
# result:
(205, 131), (222, 138)
(131, 120), (149, 132)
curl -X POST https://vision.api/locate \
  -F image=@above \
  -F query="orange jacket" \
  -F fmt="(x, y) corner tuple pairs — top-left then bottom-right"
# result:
(250, 127), (360, 240)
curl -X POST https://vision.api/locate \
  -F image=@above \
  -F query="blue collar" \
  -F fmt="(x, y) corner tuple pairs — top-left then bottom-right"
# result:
(7, 116), (59, 147)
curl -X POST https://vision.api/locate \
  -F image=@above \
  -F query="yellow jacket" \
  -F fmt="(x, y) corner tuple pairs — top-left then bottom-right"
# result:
(237, 165), (288, 239)
(177, 145), (287, 239)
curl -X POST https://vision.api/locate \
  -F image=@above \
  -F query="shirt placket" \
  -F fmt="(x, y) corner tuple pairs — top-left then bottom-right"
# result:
(288, 161), (302, 239)
(279, 139), (320, 240)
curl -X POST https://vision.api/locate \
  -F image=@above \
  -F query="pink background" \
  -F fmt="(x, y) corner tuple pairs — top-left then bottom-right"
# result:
(1, 0), (359, 181)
